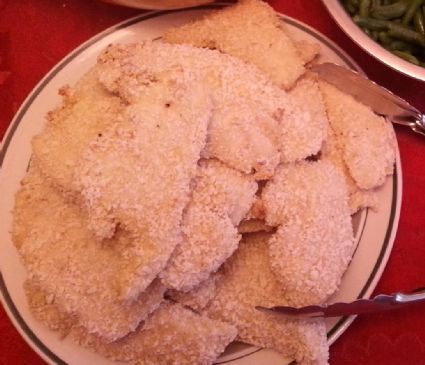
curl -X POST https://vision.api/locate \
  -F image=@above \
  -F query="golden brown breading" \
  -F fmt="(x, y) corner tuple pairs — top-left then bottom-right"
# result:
(160, 159), (257, 291)
(13, 166), (165, 342)
(318, 80), (396, 190)
(262, 161), (355, 305)
(25, 279), (76, 338)
(163, 0), (307, 89)
(205, 233), (329, 365)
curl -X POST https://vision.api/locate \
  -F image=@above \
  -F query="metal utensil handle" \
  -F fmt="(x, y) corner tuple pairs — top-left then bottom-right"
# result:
(395, 287), (425, 303)
(412, 115), (425, 137)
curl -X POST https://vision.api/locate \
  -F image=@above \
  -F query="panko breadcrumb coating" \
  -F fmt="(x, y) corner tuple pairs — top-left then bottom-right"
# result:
(25, 280), (236, 365)
(262, 161), (355, 305)
(13, 166), (166, 341)
(96, 41), (289, 179)
(295, 40), (321, 64)
(319, 80), (396, 190)
(75, 63), (212, 299)
(205, 233), (329, 365)
(283, 74), (328, 162)
(163, 0), (306, 89)
(73, 302), (237, 365)
(160, 159), (257, 291)
(167, 273), (222, 312)
(25, 279), (76, 338)
(32, 67), (124, 194)
(321, 125), (379, 213)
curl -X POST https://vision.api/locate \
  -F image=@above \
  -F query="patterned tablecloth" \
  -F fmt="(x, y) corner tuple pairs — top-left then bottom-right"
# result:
(1, 1), (425, 364)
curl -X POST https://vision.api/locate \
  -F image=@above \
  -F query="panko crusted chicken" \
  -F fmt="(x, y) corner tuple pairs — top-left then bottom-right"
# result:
(13, 166), (165, 342)
(160, 159), (257, 291)
(75, 69), (212, 299)
(262, 160), (355, 306)
(205, 233), (329, 365)
(319, 80), (396, 191)
(32, 67), (125, 193)
(163, 0), (309, 89)
(25, 280), (237, 365)
(97, 41), (324, 179)
(31, 56), (213, 300)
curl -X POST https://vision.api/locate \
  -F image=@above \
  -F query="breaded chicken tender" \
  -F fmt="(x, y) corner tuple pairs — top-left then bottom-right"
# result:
(262, 161), (355, 305)
(25, 279), (76, 338)
(283, 74), (328, 162)
(160, 159), (257, 291)
(71, 302), (237, 365)
(26, 279), (236, 365)
(75, 60), (213, 299)
(96, 41), (288, 179)
(319, 80), (396, 190)
(163, 0), (306, 89)
(296, 40), (321, 64)
(205, 233), (329, 365)
(32, 67), (123, 193)
(13, 166), (165, 342)
(321, 126), (379, 213)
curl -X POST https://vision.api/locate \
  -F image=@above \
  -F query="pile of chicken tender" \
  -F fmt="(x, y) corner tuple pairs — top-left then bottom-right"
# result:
(12, 1), (397, 364)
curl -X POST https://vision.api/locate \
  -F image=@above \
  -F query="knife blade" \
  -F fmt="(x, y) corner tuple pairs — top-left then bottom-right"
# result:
(310, 62), (425, 136)
(256, 287), (425, 318)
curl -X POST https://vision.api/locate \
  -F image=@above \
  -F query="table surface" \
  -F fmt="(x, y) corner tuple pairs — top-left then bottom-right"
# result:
(1, 1), (425, 364)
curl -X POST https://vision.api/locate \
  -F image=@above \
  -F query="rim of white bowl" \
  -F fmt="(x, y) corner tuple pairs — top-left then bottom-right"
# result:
(321, 0), (425, 82)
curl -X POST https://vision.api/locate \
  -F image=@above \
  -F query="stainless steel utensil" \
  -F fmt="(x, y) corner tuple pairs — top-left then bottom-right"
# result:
(311, 62), (425, 137)
(257, 287), (425, 318)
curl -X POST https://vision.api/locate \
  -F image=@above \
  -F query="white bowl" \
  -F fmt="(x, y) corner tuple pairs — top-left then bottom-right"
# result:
(321, 0), (425, 81)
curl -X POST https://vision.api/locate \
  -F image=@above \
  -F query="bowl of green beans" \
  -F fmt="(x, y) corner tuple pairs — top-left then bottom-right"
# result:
(322, 0), (425, 81)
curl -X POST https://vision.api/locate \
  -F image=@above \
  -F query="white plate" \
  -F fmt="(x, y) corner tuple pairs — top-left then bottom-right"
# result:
(0, 4), (402, 365)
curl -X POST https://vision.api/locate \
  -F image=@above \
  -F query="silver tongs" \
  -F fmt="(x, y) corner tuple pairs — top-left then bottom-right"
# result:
(311, 62), (425, 137)
(257, 287), (425, 318)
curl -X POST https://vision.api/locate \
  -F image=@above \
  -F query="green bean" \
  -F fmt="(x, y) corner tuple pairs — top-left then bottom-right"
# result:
(414, 10), (425, 34)
(389, 39), (421, 52)
(388, 22), (425, 46)
(354, 16), (391, 30)
(360, 0), (371, 16)
(392, 49), (421, 64)
(342, 0), (425, 66)
(402, 0), (424, 25)
(344, 0), (358, 14)
(371, 1), (408, 19)
(363, 27), (373, 36)
(372, 30), (380, 39)
(379, 30), (395, 44)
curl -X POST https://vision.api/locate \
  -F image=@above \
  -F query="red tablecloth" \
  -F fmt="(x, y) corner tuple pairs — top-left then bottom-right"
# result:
(1, 1), (425, 364)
